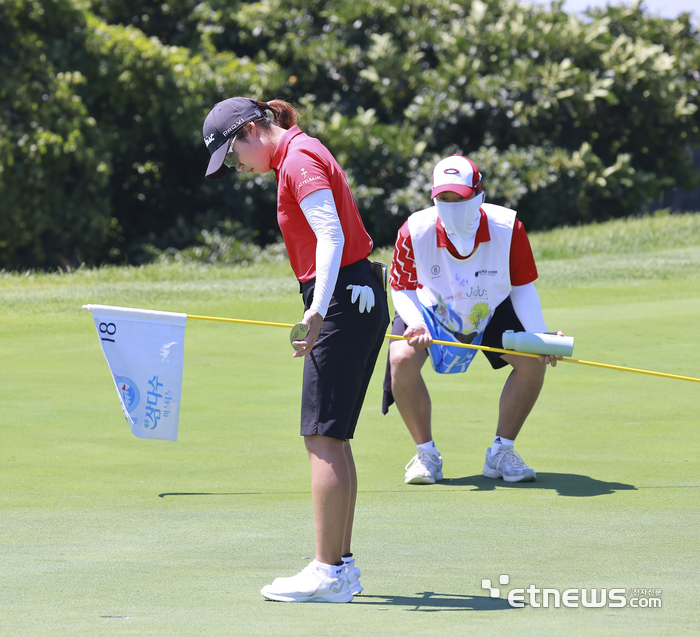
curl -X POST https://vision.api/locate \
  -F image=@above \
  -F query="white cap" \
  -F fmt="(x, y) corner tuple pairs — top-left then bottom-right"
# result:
(431, 155), (482, 199)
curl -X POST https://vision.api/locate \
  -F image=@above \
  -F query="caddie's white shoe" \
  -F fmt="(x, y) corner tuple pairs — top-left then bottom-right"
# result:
(342, 556), (363, 595)
(404, 449), (443, 484)
(261, 560), (353, 603)
(483, 447), (536, 482)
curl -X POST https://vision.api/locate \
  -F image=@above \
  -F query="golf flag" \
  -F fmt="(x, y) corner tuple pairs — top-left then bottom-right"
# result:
(83, 304), (186, 441)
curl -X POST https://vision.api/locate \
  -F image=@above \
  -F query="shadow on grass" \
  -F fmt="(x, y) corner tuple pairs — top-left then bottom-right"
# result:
(158, 492), (270, 498)
(158, 473), (641, 499)
(353, 591), (516, 612)
(438, 473), (637, 497)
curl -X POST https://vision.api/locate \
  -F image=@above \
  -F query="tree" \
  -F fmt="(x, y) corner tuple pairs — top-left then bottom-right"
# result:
(0, 0), (113, 267)
(0, 0), (283, 268)
(1, 0), (698, 270)
(225, 0), (699, 237)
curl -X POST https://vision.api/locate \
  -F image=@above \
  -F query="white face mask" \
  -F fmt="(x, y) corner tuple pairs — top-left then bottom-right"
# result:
(435, 192), (485, 257)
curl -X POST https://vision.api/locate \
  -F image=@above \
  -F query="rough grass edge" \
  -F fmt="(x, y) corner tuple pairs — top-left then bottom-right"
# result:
(2, 211), (699, 283)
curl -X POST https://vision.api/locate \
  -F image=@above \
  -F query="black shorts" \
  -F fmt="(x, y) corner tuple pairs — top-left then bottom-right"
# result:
(381, 296), (524, 413)
(300, 260), (390, 440)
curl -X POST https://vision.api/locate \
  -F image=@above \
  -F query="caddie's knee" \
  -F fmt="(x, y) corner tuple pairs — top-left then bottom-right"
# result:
(389, 341), (425, 381)
(512, 355), (547, 382)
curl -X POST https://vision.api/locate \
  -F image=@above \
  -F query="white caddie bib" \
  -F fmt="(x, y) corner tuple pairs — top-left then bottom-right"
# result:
(407, 203), (516, 373)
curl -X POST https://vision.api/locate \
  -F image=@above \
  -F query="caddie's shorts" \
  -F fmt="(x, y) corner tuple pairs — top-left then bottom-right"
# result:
(300, 260), (390, 440)
(381, 296), (525, 414)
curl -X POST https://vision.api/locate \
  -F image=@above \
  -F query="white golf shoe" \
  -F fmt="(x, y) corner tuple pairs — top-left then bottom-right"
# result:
(260, 560), (354, 603)
(342, 556), (363, 595)
(483, 446), (536, 482)
(404, 449), (443, 484)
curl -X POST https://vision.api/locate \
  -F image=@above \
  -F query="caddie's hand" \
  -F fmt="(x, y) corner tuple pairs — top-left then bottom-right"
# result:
(403, 324), (433, 349)
(292, 310), (323, 358)
(539, 330), (565, 367)
(346, 285), (375, 313)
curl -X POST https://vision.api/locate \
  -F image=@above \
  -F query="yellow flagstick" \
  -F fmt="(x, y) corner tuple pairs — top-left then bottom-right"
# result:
(556, 357), (700, 383)
(386, 334), (700, 384)
(186, 314), (700, 384)
(187, 314), (295, 329)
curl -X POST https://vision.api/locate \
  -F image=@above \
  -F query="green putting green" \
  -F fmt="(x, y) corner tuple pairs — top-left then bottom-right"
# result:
(1, 218), (699, 636)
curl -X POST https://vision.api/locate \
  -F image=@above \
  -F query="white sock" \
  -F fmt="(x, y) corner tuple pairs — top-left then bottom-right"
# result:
(417, 440), (437, 455)
(341, 554), (353, 565)
(490, 436), (514, 455)
(313, 560), (344, 578)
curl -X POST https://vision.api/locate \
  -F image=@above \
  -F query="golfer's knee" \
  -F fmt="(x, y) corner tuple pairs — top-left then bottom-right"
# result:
(304, 434), (344, 455)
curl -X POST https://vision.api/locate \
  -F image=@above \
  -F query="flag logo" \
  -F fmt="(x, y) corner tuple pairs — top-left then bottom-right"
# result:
(114, 375), (140, 413)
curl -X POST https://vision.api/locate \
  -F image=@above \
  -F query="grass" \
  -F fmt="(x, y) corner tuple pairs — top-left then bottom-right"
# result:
(1, 214), (699, 636)
(527, 211), (700, 260)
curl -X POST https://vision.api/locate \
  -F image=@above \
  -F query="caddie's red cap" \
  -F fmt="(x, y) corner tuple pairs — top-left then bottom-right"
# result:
(430, 155), (482, 199)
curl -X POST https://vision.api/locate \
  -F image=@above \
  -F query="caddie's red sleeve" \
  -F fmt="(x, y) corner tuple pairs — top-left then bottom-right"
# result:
(390, 221), (419, 291)
(509, 219), (538, 286)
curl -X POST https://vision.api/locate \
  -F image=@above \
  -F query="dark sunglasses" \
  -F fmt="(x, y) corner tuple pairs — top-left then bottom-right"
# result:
(223, 135), (240, 170)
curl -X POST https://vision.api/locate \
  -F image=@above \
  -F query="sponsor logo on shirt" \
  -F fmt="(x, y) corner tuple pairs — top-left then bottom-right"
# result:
(431, 265), (441, 276)
(296, 166), (323, 190)
(475, 269), (498, 277)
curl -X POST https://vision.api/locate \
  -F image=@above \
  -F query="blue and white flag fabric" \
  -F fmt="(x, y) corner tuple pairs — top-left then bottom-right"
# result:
(83, 304), (186, 441)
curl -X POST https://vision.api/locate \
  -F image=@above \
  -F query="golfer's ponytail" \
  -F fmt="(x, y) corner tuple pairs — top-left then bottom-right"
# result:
(257, 99), (299, 130)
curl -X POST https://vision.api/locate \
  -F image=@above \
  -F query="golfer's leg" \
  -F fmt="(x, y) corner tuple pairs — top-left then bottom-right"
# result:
(305, 434), (351, 565)
(389, 340), (431, 444)
(341, 441), (357, 556)
(496, 353), (546, 440)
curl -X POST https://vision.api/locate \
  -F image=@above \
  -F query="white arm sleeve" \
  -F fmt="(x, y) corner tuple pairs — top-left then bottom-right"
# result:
(391, 288), (427, 330)
(299, 189), (344, 319)
(510, 282), (548, 333)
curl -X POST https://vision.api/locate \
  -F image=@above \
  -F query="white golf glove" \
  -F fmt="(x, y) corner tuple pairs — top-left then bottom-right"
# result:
(346, 285), (375, 313)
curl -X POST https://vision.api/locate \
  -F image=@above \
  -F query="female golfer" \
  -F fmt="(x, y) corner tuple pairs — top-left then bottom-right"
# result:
(203, 97), (389, 602)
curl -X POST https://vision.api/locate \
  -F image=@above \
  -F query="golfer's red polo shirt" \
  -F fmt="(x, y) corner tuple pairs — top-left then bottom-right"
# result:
(271, 126), (373, 282)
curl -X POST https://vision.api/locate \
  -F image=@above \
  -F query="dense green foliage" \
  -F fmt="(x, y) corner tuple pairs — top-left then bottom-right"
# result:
(1, 0), (699, 270)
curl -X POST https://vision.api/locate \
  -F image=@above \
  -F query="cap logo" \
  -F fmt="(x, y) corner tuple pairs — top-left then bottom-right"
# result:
(223, 117), (247, 137)
(444, 168), (460, 175)
(204, 133), (215, 147)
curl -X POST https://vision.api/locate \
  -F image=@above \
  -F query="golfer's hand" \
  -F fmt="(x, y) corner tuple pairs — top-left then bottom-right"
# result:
(346, 285), (375, 313)
(539, 331), (565, 367)
(403, 324), (432, 349)
(292, 310), (323, 357)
